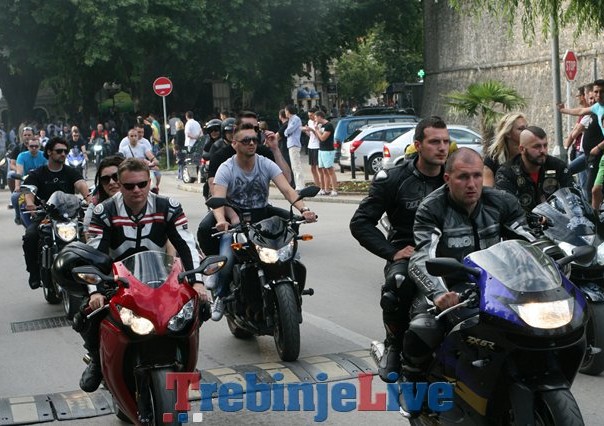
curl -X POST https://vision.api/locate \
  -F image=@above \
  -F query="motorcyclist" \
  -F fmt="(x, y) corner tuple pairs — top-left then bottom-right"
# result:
(405, 148), (535, 378)
(198, 119), (222, 199)
(22, 138), (91, 289)
(196, 111), (292, 258)
(79, 158), (208, 392)
(350, 116), (451, 382)
(210, 121), (317, 321)
(13, 139), (48, 225)
(495, 126), (576, 212)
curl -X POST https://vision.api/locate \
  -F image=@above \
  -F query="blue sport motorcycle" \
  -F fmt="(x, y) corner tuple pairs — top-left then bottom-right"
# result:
(395, 240), (592, 425)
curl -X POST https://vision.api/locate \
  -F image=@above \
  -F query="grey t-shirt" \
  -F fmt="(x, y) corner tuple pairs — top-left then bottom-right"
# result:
(214, 154), (282, 210)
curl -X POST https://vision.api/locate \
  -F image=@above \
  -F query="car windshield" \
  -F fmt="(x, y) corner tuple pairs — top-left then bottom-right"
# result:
(120, 251), (175, 289)
(468, 240), (561, 292)
(344, 129), (363, 142)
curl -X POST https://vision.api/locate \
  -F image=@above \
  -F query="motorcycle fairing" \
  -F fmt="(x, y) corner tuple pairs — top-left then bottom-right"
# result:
(249, 216), (296, 249)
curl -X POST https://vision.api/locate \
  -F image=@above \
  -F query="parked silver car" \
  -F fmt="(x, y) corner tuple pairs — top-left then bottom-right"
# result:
(382, 125), (482, 169)
(339, 123), (416, 174)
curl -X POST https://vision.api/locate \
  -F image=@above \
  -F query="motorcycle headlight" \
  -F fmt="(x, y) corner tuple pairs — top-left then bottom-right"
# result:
(256, 240), (294, 263)
(168, 299), (195, 332)
(118, 306), (155, 335)
(511, 298), (573, 329)
(55, 222), (77, 242)
(93, 145), (103, 152)
(597, 243), (604, 265)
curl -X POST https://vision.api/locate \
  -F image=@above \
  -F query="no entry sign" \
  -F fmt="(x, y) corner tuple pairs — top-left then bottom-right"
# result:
(153, 76), (173, 97)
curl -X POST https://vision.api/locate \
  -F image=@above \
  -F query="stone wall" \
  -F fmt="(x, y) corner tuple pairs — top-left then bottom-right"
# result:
(422, 1), (604, 143)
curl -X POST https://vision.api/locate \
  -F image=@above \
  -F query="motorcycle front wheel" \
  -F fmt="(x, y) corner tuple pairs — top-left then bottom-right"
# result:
(149, 368), (180, 426)
(41, 269), (61, 304)
(580, 302), (604, 375)
(273, 284), (300, 362)
(533, 389), (584, 426)
(182, 167), (194, 184)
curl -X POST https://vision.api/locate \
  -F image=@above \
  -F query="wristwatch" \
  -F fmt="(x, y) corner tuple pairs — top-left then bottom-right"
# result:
(300, 207), (310, 213)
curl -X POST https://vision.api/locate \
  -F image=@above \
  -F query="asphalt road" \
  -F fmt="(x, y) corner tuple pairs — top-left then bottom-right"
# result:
(0, 169), (601, 425)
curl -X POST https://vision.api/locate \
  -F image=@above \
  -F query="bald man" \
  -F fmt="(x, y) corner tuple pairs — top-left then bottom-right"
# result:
(495, 126), (575, 212)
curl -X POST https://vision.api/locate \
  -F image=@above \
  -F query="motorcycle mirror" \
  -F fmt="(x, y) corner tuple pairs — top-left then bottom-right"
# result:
(178, 255), (228, 281)
(558, 245), (596, 267)
(72, 265), (127, 287)
(426, 258), (481, 278)
(20, 184), (37, 194)
(294, 186), (321, 203)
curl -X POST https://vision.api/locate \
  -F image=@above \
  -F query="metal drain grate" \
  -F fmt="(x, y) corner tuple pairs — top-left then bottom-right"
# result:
(11, 315), (71, 333)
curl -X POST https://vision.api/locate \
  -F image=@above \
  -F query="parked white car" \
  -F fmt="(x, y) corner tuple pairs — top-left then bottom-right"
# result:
(382, 125), (482, 169)
(339, 123), (416, 174)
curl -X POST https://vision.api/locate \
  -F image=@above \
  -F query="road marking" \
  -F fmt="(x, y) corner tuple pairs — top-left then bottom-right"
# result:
(303, 312), (374, 348)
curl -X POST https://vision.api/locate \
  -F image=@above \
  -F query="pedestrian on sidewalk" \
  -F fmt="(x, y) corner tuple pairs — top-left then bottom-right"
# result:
(284, 105), (305, 191)
(302, 107), (323, 189)
(311, 111), (338, 196)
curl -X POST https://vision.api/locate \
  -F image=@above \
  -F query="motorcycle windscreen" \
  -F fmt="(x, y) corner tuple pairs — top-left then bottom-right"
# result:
(467, 240), (561, 292)
(120, 251), (175, 289)
(249, 216), (293, 249)
(532, 187), (597, 245)
(47, 191), (82, 218)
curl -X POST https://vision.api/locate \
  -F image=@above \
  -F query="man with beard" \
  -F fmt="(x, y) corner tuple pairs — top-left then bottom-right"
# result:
(495, 126), (575, 212)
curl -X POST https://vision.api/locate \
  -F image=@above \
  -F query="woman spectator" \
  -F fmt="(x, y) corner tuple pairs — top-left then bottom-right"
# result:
(483, 113), (528, 186)
(173, 120), (186, 180)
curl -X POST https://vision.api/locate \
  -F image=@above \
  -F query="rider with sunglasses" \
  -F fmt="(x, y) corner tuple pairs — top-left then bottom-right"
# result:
(21, 138), (91, 290)
(79, 158), (207, 392)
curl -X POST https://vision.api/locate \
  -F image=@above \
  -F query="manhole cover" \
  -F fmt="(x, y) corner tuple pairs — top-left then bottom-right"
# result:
(11, 316), (71, 333)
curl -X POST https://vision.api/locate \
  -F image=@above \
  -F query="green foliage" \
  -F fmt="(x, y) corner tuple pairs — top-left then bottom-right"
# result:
(445, 80), (526, 140)
(449, 0), (604, 39)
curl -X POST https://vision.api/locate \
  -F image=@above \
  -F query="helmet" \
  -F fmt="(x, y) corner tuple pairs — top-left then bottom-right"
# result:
(204, 119), (222, 134)
(52, 242), (113, 295)
(221, 117), (236, 134)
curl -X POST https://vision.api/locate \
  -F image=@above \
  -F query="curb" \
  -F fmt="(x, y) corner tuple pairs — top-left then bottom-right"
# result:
(176, 183), (364, 205)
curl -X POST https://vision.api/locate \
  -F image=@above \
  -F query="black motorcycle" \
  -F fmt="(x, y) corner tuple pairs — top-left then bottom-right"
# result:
(21, 186), (85, 315)
(205, 186), (319, 361)
(372, 240), (593, 424)
(532, 187), (604, 375)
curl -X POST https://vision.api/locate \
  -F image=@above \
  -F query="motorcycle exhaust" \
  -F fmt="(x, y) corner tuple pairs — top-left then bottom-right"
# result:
(301, 288), (314, 296)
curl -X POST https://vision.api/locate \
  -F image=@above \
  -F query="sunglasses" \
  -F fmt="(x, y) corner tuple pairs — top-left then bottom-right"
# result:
(53, 148), (69, 154)
(121, 180), (149, 190)
(28, 145), (40, 149)
(99, 173), (119, 185)
(237, 136), (259, 145)
(23, 126), (33, 131)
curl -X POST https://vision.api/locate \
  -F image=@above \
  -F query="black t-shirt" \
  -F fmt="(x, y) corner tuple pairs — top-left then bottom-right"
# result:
(208, 144), (275, 178)
(9, 143), (27, 161)
(23, 165), (83, 202)
(175, 129), (185, 150)
(582, 113), (604, 155)
(69, 137), (87, 152)
(319, 122), (335, 151)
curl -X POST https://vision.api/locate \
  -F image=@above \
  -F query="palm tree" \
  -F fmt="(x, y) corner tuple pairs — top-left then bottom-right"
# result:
(445, 80), (527, 145)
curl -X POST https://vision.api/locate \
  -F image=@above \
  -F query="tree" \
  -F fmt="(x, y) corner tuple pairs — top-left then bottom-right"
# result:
(445, 80), (526, 142)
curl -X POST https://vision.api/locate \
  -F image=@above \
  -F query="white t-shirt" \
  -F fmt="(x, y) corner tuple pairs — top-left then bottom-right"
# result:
(307, 119), (320, 149)
(214, 154), (282, 210)
(119, 141), (151, 159)
(119, 137), (152, 152)
(184, 119), (202, 149)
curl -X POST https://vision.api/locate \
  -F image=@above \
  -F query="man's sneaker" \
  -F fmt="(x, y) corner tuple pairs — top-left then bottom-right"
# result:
(317, 189), (328, 196)
(80, 358), (103, 392)
(378, 344), (402, 383)
(28, 277), (40, 290)
(14, 216), (21, 225)
(211, 297), (225, 321)
(330, 190), (338, 197)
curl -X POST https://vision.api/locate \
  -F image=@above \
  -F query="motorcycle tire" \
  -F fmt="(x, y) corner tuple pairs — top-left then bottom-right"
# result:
(112, 396), (133, 424)
(42, 269), (62, 304)
(226, 317), (254, 339)
(580, 302), (604, 375)
(273, 284), (300, 362)
(61, 289), (81, 321)
(533, 389), (584, 425)
(182, 168), (194, 184)
(149, 368), (180, 426)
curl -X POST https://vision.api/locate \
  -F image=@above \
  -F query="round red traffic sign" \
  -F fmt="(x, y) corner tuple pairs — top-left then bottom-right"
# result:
(563, 51), (578, 81)
(153, 76), (173, 97)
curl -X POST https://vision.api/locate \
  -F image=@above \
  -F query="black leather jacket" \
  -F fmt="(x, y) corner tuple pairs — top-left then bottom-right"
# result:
(350, 159), (445, 261)
(408, 186), (535, 302)
(495, 154), (575, 212)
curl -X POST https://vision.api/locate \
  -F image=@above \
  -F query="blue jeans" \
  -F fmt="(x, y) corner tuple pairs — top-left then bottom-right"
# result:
(569, 153), (588, 197)
(214, 233), (235, 298)
(11, 191), (20, 219)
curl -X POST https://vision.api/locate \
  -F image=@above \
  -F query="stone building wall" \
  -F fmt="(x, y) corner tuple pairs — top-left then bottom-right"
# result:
(422, 1), (604, 142)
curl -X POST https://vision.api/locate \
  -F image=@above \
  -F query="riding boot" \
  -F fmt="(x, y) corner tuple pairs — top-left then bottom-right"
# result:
(378, 322), (405, 383)
(79, 317), (103, 392)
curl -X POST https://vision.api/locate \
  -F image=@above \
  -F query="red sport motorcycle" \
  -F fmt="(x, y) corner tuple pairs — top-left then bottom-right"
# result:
(63, 248), (225, 425)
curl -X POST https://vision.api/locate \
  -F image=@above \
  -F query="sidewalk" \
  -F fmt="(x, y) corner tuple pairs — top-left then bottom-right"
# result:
(176, 152), (370, 205)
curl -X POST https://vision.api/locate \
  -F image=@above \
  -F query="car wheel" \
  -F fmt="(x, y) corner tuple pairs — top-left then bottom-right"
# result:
(367, 154), (383, 175)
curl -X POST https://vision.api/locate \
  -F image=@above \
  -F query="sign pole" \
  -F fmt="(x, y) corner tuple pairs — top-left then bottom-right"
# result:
(162, 96), (170, 170)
